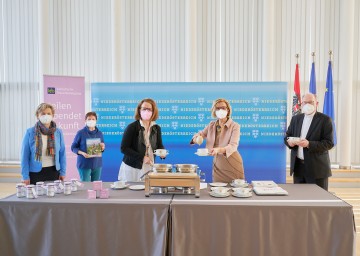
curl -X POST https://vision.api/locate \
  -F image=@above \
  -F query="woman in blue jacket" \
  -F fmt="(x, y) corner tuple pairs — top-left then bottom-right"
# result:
(21, 103), (66, 185)
(71, 112), (105, 181)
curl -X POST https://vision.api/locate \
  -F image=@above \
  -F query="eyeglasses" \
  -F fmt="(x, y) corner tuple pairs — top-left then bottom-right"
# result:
(301, 101), (314, 105)
(215, 106), (227, 111)
(140, 107), (152, 112)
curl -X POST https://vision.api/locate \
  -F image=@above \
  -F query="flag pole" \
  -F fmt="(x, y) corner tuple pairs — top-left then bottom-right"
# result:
(329, 50), (332, 62)
(295, 53), (299, 64)
(311, 52), (315, 62)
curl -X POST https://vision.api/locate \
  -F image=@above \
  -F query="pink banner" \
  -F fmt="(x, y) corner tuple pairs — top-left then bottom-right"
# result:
(44, 75), (85, 180)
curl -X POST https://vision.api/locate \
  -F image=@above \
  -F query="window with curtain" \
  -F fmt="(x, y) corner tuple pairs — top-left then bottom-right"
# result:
(0, 0), (39, 162)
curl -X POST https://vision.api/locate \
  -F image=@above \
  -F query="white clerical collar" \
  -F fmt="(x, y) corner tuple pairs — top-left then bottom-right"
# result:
(304, 111), (316, 119)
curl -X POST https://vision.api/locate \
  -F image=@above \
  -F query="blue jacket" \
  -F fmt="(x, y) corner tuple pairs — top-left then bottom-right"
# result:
(21, 127), (66, 180)
(71, 126), (104, 169)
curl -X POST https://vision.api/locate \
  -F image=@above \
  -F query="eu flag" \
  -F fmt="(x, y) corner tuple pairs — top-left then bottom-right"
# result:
(323, 61), (337, 145)
(309, 62), (316, 94)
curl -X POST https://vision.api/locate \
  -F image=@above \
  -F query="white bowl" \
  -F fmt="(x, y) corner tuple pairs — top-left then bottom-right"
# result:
(211, 187), (230, 194)
(232, 179), (245, 185)
(232, 187), (252, 194)
(154, 149), (168, 156)
(288, 137), (301, 142)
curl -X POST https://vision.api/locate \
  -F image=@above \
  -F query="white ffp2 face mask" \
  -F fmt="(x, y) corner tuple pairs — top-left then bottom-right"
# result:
(301, 104), (315, 115)
(215, 109), (228, 119)
(86, 120), (96, 128)
(39, 115), (53, 124)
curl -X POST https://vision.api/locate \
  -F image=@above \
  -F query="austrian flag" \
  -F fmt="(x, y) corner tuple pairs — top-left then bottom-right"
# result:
(292, 63), (301, 116)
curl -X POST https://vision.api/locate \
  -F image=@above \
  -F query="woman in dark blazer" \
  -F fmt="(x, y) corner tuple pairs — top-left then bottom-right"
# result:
(118, 98), (165, 181)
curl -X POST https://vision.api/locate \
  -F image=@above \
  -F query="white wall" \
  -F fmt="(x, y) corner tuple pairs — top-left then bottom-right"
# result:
(0, 0), (359, 165)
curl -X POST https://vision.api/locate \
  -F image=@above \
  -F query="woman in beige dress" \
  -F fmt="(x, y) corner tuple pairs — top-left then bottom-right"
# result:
(191, 98), (244, 183)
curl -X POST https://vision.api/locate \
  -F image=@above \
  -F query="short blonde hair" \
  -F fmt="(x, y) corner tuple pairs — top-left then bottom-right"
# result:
(35, 103), (55, 117)
(134, 98), (159, 121)
(211, 98), (232, 118)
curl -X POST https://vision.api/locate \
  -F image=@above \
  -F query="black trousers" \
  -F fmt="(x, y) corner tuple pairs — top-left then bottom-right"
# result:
(29, 166), (60, 185)
(293, 157), (328, 191)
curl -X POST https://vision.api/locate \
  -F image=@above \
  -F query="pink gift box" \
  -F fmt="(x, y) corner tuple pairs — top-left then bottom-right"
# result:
(99, 188), (109, 199)
(92, 181), (103, 191)
(87, 189), (96, 199)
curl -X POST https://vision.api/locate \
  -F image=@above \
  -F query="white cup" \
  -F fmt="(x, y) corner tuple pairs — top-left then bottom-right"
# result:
(114, 180), (125, 188)
(194, 136), (203, 145)
(233, 187), (251, 195)
(212, 187), (229, 194)
(154, 149), (168, 157)
(232, 179), (245, 185)
(197, 148), (208, 155)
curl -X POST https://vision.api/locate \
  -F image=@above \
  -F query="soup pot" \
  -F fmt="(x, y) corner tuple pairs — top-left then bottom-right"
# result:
(152, 164), (173, 173)
(174, 164), (198, 173)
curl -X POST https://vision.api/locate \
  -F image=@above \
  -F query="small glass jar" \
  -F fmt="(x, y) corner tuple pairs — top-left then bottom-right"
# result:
(26, 185), (36, 199)
(70, 178), (78, 192)
(96, 190), (101, 198)
(16, 183), (26, 198)
(47, 183), (55, 197)
(36, 181), (45, 196)
(54, 180), (63, 194)
(63, 181), (72, 195)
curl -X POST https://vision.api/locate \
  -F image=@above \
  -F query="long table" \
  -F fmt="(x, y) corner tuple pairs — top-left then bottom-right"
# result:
(170, 184), (355, 256)
(0, 183), (172, 256)
(0, 183), (355, 256)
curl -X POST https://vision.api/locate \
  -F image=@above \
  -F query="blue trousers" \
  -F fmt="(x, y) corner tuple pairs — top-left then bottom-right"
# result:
(78, 167), (102, 182)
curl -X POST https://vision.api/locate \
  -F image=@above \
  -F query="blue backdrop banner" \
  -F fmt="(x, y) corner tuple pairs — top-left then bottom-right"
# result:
(91, 82), (287, 183)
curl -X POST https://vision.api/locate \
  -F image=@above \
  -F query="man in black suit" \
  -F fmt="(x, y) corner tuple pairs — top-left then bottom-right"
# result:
(284, 93), (334, 190)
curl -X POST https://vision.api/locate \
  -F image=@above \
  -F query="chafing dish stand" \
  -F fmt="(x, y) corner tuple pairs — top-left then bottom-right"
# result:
(145, 172), (200, 197)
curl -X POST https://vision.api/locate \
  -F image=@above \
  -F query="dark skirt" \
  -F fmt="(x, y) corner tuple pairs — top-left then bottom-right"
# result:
(29, 166), (60, 184)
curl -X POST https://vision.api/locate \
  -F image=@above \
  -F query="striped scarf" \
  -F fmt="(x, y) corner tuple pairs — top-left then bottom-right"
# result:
(35, 121), (56, 161)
